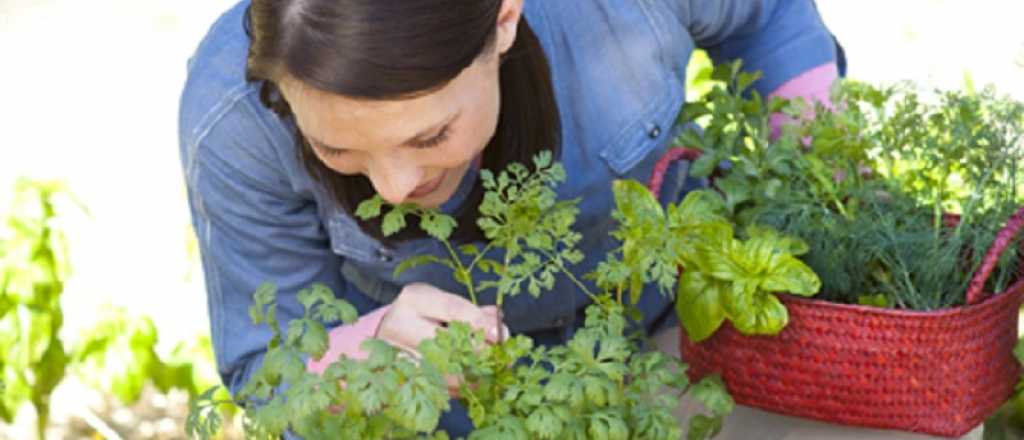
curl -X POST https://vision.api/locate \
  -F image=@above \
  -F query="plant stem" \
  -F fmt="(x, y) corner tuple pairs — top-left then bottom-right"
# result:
(539, 249), (600, 303)
(467, 242), (496, 274)
(77, 406), (124, 440)
(440, 239), (476, 304)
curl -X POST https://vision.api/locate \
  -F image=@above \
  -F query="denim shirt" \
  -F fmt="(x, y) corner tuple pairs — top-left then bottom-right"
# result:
(178, 0), (840, 415)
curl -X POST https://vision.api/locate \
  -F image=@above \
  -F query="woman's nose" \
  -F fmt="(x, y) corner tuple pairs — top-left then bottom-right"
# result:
(368, 160), (423, 205)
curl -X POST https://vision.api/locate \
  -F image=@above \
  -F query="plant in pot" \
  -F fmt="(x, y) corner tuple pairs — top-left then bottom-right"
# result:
(662, 60), (1024, 437)
(186, 151), (770, 440)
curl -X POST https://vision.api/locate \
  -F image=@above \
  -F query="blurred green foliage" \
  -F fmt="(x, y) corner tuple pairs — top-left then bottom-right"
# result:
(0, 179), (75, 437)
(0, 179), (215, 438)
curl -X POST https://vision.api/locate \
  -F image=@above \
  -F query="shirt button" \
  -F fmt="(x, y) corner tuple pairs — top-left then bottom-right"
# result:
(648, 123), (662, 139)
(377, 249), (394, 263)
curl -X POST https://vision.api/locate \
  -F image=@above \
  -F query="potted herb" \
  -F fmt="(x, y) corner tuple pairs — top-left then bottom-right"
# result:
(186, 152), (738, 440)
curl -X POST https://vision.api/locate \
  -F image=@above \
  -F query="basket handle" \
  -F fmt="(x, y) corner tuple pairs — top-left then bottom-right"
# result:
(966, 206), (1024, 305)
(647, 146), (703, 199)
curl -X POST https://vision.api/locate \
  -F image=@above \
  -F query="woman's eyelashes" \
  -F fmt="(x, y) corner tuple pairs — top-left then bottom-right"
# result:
(310, 125), (451, 158)
(410, 125), (451, 149)
(308, 138), (346, 157)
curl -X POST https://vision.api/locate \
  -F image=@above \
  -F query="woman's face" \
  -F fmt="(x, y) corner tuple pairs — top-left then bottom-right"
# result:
(279, 1), (522, 208)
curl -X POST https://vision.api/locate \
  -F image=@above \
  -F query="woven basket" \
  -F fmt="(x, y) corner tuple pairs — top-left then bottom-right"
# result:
(649, 147), (1024, 437)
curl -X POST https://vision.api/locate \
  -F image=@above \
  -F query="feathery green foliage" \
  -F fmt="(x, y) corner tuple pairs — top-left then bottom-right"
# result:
(187, 152), (733, 439)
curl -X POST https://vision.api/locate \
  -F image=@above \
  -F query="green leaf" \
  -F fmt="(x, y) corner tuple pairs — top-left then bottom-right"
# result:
(612, 180), (664, 222)
(676, 270), (727, 342)
(382, 208), (407, 237)
(857, 294), (891, 308)
(543, 372), (576, 403)
(420, 212), (457, 241)
(314, 297), (358, 325)
(263, 347), (306, 384)
(533, 149), (553, 169)
(761, 255), (820, 296)
(755, 179), (783, 201)
(393, 255), (451, 278)
(689, 153), (718, 178)
(186, 387), (226, 440)
(249, 283), (277, 325)
(690, 375), (734, 417)
(586, 411), (629, 440)
(736, 70), (763, 94)
(526, 406), (564, 439)
(686, 414), (722, 440)
(714, 176), (751, 214)
(296, 287), (318, 312)
(391, 373), (448, 433)
(728, 290), (789, 335)
(459, 244), (481, 258)
(711, 60), (741, 83)
(744, 225), (809, 256)
(1016, 337), (1024, 364)
(677, 129), (705, 150)
(670, 190), (728, 228)
(356, 196), (385, 220)
(582, 376), (616, 407)
(298, 321), (329, 359)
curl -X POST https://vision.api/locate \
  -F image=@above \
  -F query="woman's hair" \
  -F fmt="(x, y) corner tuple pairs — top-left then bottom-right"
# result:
(243, 0), (561, 245)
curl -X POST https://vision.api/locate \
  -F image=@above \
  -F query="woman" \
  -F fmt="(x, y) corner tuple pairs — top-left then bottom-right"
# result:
(178, 0), (972, 438)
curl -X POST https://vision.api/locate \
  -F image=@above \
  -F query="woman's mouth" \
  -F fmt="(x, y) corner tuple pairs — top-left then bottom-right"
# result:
(409, 170), (447, 198)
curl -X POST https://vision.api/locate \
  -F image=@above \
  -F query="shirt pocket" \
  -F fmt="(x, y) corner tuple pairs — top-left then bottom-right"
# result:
(324, 212), (436, 277)
(326, 213), (391, 264)
(540, 1), (688, 177)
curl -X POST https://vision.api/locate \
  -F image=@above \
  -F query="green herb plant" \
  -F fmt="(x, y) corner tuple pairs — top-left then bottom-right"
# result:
(597, 178), (819, 343)
(679, 60), (1024, 311)
(186, 152), (735, 439)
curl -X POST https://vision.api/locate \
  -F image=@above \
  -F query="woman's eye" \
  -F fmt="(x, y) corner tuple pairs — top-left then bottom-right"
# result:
(310, 140), (346, 157)
(412, 125), (451, 149)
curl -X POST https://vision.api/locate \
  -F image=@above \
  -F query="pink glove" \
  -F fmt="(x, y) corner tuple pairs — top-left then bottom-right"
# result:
(307, 305), (391, 374)
(767, 63), (839, 140)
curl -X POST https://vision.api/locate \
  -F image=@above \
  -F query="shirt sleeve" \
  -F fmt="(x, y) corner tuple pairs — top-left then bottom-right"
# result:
(179, 89), (379, 397)
(671, 0), (840, 96)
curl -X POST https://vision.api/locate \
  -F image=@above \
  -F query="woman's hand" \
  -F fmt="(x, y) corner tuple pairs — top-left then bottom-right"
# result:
(376, 283), (504, 351)
(375, 283), (505, 397)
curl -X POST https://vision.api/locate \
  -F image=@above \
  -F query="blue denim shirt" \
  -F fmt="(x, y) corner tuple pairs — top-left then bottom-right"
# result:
(179, 0), (840, 433)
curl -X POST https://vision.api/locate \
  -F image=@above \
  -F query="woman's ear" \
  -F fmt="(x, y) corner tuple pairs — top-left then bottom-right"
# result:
(495, 0), (523, 55)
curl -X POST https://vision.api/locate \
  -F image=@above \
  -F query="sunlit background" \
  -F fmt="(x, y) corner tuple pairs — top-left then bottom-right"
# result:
(1, 0), (1022, 438)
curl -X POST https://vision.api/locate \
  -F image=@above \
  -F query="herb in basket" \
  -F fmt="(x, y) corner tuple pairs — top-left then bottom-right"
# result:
(680, 61), (1024, 311)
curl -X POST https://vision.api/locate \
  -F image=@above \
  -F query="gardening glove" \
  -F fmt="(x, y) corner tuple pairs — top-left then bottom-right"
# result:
(767, 62), (839, 140)
(307, 283), (506, 398)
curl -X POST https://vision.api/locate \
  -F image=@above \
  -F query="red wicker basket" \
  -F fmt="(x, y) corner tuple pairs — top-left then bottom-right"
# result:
(649, 147), (1024, 437)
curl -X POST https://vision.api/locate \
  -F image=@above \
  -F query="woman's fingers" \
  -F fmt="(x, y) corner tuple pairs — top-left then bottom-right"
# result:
(399, 283), (485, 323)
(396, 283), (503, 342)
(376, 305), (443, 355)
(445, 374), (463, 398)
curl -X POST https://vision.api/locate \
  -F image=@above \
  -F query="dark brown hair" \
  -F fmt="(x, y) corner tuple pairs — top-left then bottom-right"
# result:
(243, 0), (560, 244)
